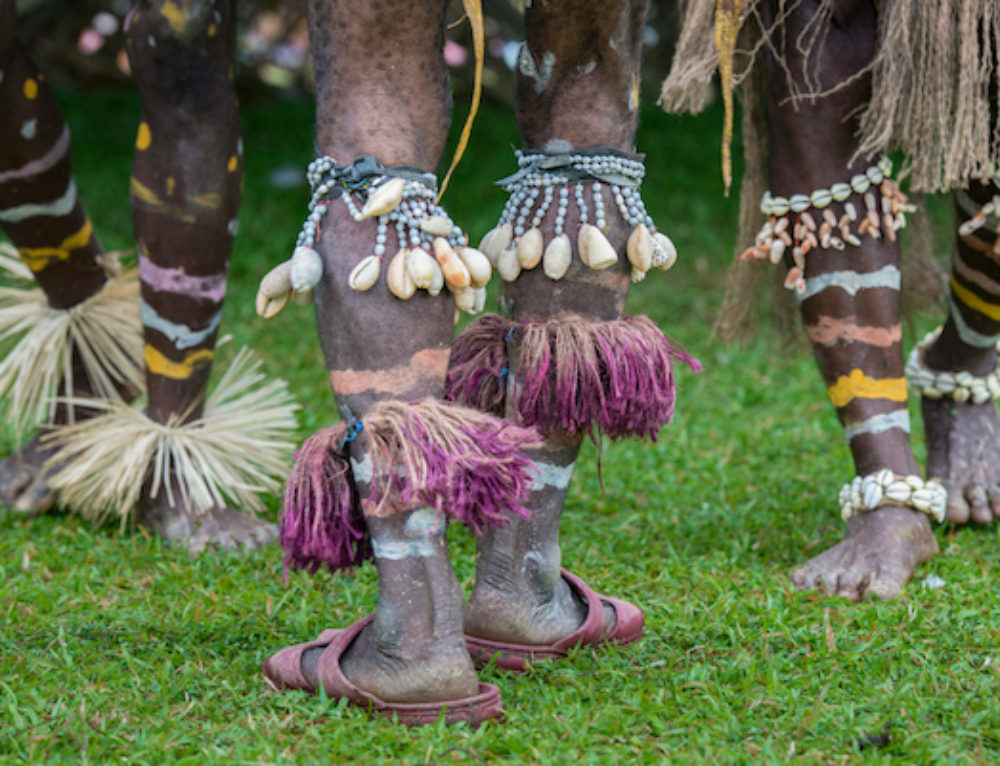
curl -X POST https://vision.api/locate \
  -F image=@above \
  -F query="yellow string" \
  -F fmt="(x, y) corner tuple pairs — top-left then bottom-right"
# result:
(714, 0), (744, 197)
(437, 0), (484, 203)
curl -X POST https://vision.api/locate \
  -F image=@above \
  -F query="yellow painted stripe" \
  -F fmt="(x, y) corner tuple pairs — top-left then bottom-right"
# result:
(826, 369), (907, 408)
(19, 218), (94, 271)
(144, 344), (213, 380)
(950, 275), (1000, 322)
(131, 176), (164, 207)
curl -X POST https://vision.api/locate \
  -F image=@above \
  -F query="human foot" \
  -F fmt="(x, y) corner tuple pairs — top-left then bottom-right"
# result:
(923, 396), (1000, 524)
(0, 433), (58, 515)
(791, 506), (939, 600)
(137, 482), (277, 555)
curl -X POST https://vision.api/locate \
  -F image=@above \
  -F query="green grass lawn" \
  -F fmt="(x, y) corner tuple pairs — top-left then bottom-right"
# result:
(1, 85), (998, 764)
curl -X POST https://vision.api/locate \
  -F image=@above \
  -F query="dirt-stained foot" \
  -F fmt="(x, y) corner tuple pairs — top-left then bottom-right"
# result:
(0, 433), (58, 515)
(923, 396), (1000, 525)
(791, 506), (939, 601)
(296, 621), (479, 704)
(137, 482), (277, 556)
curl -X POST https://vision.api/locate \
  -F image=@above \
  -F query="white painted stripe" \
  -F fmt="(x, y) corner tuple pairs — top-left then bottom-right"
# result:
(404, 507), (442, 536)
(141, 300), (221, 350)
(797, 265), (901, 302)
(350, 454), (373, 484)
(949, 295), (1000, 348)
(529, 459), (575, 491)
(843, 410), (911, 441)
(371, 538), (436, 560)
(0, 126), (70, 185)
(0, 179), (77, 222)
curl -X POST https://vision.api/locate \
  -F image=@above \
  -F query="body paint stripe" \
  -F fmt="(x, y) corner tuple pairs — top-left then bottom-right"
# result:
(350, 455), (373, 484)
(18, 218), (93, 271)
(951, 275), (1000, 321)
(139, 257), (227, 302)
(143, 344), (213, 379)
(843, 410), (911, 441)
(141, 300), (221, 350)
(798, 265), (900, 302)
(827, 370), (907, 408)
(0, 179), (77, 222)
(953, 250), (1000, 295)
(806, 317), (901, 347)
(329, 349), (451, 397)
(371, 538), (436, 559)
(130, 176), (197, 223)
(529, 459), (575, 491)
(948, 295), (1000, 348)
(0, 126), (70, 185)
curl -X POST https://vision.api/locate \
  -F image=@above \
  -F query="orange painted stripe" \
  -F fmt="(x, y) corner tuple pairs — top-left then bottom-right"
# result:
(806, 317), (901, 348)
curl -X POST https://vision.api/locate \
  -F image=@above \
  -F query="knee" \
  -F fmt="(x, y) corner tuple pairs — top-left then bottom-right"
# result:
(126, 0), (232, 103)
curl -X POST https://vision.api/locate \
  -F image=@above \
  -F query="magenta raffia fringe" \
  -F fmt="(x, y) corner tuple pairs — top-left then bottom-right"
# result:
(446, 313), (702, 440)
(445, 314), (508, 416)
(362, 398), (540, 531)
(279, 423), (369, 574)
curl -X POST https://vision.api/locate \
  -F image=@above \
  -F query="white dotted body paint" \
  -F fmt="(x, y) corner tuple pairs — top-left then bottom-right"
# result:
(20, 119), (37, 140)
(518, 44), (556, 93)
(797, 265), (900, 302)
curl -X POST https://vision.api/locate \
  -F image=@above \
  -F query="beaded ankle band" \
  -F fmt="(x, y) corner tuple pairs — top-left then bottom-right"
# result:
(741, 156), (915, 294)
(905, 327), (1000, 404)
(257, 155), (491, 317)
(478, 147), (678, 284)
(838, 470), (946, 523)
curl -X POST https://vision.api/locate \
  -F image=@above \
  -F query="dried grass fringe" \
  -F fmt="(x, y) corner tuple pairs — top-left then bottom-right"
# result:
(0, 243), (144, 437)
(43, 346), (299, 525)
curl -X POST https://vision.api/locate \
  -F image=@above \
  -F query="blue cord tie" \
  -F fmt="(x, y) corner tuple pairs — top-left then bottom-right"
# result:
(498, 364), (508, 381)
(337, 405), (364, 451)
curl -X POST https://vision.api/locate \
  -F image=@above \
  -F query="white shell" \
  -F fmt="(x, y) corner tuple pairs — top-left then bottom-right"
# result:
(578, 224), (618, 270)
(406, 248), (437, 289)
(458, 247), (492, 289)
(387, 248), (416, 300)
(542, 233), (572, 280)
(885, 481), (912, 503)
(497, 243), (521, 282)
(789, 194), (810, 213)
(360, 177), (405, 219)
(473, 286), (487, 313)
(451, 286), (476, 313)
(863, 482), (883, 509)
(427, 259), (444, 296)
(626, 224), (652, 271)
(769, 238), (786, 264)
(910, 488), (933, 511)
(255, 289), (290, 319)
(433, 238), (471, 289)
(652, 232), (678, 271)
(259, 261), (292, 298)
(290, 246), (324, 292)
(830, 182), (851, 202)
(419, 215), (454, 237)
(348, 254), (381, 292)
(479, 223), (513, 266)
(631, 267), (647, 283)
(516, 227), (544, 269)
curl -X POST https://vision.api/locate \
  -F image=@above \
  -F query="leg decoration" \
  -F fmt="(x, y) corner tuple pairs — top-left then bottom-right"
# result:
(257, 155), (491, 317)
(907, 328), (1000, 404)
(42, 347), (297, 524)
(0, 244), (142, 437)
(838, 470), (946, 523)
(741, 156), (915, 292)
(281, 398), (540, 573)
(447, 313), (700, 440)
(479, 147), (677, 283)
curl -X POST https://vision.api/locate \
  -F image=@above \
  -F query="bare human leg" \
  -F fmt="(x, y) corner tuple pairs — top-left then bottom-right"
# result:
(762, 0), (938, 600)
(461, 0), (679, 655)
(125, 1), (277, 552)
(264, 0), (536, 722)
(916, 180), (1000, 524)
(0, 0), (141, 513)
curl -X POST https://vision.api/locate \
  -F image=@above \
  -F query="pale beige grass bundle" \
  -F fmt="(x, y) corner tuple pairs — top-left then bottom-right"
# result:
(45, 345), (299, 525)
(0, 243), (143, 437)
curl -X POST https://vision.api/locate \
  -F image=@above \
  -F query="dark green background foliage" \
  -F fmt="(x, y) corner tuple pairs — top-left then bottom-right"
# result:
(1, 77), (998, 763)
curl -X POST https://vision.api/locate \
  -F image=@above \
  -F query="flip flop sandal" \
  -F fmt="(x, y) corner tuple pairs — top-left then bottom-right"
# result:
(263, 615), (504, 727)
(465, 569), (644, 672)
